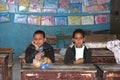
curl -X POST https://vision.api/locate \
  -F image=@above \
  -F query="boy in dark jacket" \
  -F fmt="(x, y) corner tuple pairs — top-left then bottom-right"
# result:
(64, 29), (91, 64)
(25, 30), (55, 63)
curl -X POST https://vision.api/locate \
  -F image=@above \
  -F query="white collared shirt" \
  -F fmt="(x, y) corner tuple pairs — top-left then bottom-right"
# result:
(75, 45), (85, 60)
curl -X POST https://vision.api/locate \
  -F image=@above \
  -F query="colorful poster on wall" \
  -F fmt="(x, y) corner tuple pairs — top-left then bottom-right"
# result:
(58, 0), (70, 8)
(70, 3), (82, 13)
(59, 2), (70, 8)
(84, 0), (97, 6)
(19, 6), (28, 12)
(14, 14), (27, 24)
(19, 0), (29, 7)
(94, 4), (107, 12)
(55, 17), (67, 26)
(29, 0), (43, 12)
(44, 0), (58, 8)
(86, 4), (107, 12)
(7, 0), (15, 4)
(95, 14), (107, 24)
(29, 3), (41, 12)
(88, 0), (97, 6)
(96, 0), (109, 5)
(41, 16), (54, 26)
(0, 4), (8, 11)
(68, 16), (82, 26)
(28, 15), (41, 25)
(81, 16), (94, 25)
(0, 13), (10, 23)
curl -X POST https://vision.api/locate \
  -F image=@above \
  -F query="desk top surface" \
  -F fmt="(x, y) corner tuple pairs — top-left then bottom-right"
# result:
(98, 64), (120, 72)
(0, 54), (9, 59)
(91, 50), (114, 56)
(21, 64), (97, 72)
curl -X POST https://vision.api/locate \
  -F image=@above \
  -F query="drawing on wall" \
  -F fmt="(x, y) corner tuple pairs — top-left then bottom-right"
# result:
(7, 0), (15, 4)
(14, 14), (27, 24)
(81, 16), (94, 25)
(55, 17), (67, 26)
(68, 16), (82, 26)
(95, 14), (107, 24)
(0, 4), (8, 11)
(28, 15), (41, 25)
(0, 13), (10, 23)
(41, 16), (54, 26)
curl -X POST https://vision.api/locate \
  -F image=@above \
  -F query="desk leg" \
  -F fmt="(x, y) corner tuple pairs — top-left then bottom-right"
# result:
(1, 56), (9, 80)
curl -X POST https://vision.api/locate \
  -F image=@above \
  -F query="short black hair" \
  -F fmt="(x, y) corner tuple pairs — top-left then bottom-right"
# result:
(72, 29), (85, 38)
(33, 30), (45, 38)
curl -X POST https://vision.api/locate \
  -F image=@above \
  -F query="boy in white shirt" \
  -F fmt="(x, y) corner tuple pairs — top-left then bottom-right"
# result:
(64, 29), (91, 64)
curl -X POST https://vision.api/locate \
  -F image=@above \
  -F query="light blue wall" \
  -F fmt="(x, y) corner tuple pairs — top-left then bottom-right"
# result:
(0, 13), (110, 57)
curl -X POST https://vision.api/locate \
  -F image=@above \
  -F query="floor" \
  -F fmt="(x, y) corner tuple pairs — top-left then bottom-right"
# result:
(12, 58), (21, 80)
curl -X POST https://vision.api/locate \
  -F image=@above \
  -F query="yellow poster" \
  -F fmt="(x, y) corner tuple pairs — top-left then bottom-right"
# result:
(0, 4), (7, 11)
(68, 16), (82, 26)
(19, 0), (29, 6)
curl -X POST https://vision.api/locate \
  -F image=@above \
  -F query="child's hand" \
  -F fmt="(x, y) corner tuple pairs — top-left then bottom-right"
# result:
(35, 52), (44, 59)
(32, 40), (39, 50)
(74, 58), (84, 64)
(33, 59), (43, 68)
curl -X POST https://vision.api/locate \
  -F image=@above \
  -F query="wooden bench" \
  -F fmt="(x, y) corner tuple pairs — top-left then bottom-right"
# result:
(0, 54), (9, 80)
(85, 34), (117, 64)
(85, 34), (117, 42)
(91, 48), (116, 64)
(0, 48), (14, 80)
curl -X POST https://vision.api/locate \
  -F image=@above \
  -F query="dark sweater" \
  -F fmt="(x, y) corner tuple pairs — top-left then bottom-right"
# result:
(64, 45), (91, 64)
(25, 42), (55, 63)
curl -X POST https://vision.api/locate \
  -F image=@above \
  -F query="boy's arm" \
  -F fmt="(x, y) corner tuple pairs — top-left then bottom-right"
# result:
(64, 47), (74, 64)
(84, 48), (92, 63)
(44, 45), (55, 63)
(25, 44), (38, 63)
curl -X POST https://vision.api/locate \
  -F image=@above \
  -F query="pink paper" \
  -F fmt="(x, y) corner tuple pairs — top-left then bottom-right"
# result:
(41, 16), (54, 26)
(95, 14), (107, 24)
(7, 0), (14, 4)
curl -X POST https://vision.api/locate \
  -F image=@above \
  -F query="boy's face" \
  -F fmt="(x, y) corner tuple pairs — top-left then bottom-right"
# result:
(33, 34), (46, 47)
(72, 33), (85, 48)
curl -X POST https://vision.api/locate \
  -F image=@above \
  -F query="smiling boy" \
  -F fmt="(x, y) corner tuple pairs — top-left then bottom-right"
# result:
(25, 30), (55, 63)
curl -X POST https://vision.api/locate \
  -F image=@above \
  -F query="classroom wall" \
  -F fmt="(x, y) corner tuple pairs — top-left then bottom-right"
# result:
(0, 13), (110, 57)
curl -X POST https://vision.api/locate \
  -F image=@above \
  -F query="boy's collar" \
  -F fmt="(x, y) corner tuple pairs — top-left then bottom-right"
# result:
(70, 43), (85, 48)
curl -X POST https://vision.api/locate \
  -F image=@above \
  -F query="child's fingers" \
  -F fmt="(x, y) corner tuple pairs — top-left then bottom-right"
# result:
(32, 40), (35, 45)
